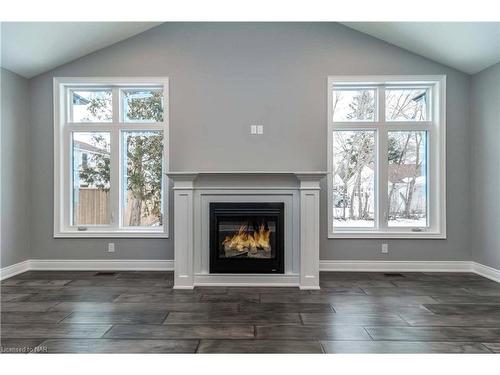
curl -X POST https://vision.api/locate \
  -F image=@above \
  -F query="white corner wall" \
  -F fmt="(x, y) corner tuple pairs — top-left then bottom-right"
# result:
(1, 68), (31, 268)
(471, 62), (500, 270)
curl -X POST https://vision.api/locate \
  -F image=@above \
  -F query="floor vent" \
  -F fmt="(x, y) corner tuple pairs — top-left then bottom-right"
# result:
(383, 273), (404, 277)
(94, 271), (117, 276)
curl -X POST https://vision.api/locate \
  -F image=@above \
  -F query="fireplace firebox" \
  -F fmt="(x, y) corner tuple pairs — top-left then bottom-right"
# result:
(210, 202), (284, 274)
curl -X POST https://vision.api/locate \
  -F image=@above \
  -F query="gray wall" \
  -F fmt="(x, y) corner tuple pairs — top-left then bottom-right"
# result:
(471, 62), (500, 269)
(1, 68), (31, 267)
(28, 23), (472, 262)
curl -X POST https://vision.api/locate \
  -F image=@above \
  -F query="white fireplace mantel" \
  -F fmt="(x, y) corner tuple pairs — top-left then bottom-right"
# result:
(167, 171), (325, 289)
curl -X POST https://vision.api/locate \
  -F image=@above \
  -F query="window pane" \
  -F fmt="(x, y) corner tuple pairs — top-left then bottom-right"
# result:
(72, 132), (111, 225)
(71, 90), (112, 122)
(388, 131), (428, 227)
(386, 88), (428, 121)
(122, 88), (164, 123)
(122, 131), (164, 227)
(333, 131), (375, 228)
(332, 89), (376, 122)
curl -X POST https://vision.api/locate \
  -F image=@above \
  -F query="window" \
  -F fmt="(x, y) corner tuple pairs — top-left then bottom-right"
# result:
(54, 78), (169, 237)
(328, 76), (446, 238)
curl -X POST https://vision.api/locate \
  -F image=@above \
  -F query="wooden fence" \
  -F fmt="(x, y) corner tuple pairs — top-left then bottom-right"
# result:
(75, 188), (109, 225)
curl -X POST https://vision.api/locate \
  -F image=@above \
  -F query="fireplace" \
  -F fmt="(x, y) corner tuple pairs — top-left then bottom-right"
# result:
(210, 202), (284, 274)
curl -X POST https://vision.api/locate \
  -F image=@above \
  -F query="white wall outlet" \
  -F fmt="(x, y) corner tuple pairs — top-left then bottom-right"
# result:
(108, 243), (115, 253)
(250, 125), (257, 134)
(257, 125), (264, 134)
(381, 243), (388, 254)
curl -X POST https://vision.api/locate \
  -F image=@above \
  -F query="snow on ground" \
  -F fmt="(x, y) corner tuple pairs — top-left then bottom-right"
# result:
(334, 218), (427, 228)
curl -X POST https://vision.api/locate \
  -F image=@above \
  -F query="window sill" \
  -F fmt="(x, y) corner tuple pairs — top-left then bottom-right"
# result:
(54, 230), (169, 239)
(329, 231), (446, 239)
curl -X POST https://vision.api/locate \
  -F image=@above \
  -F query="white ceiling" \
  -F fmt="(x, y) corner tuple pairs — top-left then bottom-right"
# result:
(343, 22), (500, 74)
(1, 22), (162, 78)
(1, 22), (499, 78)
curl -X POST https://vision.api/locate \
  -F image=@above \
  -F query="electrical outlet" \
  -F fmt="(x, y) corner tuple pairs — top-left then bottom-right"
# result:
(250, 125), (263, 135)
(381, 243), (388, 254)
(108, 243), (115, 253)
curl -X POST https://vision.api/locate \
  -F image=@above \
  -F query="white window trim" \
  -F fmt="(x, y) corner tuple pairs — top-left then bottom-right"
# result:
(54, 77), (170, 238)
(327, 75), (446, 239)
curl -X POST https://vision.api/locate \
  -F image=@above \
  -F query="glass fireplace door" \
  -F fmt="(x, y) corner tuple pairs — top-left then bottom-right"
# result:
(210, 203), (284, 274)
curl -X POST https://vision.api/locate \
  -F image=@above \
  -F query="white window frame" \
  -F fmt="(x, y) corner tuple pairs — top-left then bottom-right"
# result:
(327, 75), (446, 239)
(54, 77), (169, 238)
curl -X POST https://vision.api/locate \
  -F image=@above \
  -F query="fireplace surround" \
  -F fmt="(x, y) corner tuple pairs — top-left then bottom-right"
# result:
(210, 202), (285, 274)
(167, 171), (324, 289)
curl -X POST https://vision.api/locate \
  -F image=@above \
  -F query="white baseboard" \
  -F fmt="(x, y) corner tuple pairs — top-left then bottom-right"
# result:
(0, 260), (30, 280)
(472, 262), (500, 283)
(29, 259), (174, 272)
(319, 260), (473, 273)
(1, 259), (174, 280)
(1, 259), (499, 283)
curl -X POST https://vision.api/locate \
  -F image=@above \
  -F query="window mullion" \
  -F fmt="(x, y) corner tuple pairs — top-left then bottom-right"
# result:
(377, 86), (388, 230)
(377, 129), (389, 230)
(110, 87), (121, 230)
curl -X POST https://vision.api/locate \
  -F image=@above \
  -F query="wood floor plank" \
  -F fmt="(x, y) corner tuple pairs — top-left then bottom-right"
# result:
(115, 271), (172, 279)
(366, 327), (500, 342)
(320, 280), (396, 288)
(260, 293), (437, 305)
(255, 324), (371, 340)
(391, 280), (499, 288)
(104, 324), (255, 339)
(1, 302), (58, 312)
(482, 343), (500, 353)
(0, 294), (33, 302)
(463, 288), (500, 297)
(307, 287), (367, 295)
(0, 311), (71, 324)
(239, 303), (333, 313)
(165, 312), (301, 324)
(331, 304), (435, 315)
(197, 340), (324, 353)
(321, 340), (492, 353)
(38, 339), (199, 353)
(300, 313), (409, 326)
(361, 287), (473, 296)
(424, 304), (500, 315)
(2, 280), (72, 287)
(67, 279), (171, 287)
(0, 324), (112, 339)
(51, 302), (240, 313)
(200, 292), (260, 303)
(22, 293), (121, 302)
(400, 313), (500, 327)
(430, 295), (500, 304)
(113, 293), (201, 303)
(61, 311), (168, 324)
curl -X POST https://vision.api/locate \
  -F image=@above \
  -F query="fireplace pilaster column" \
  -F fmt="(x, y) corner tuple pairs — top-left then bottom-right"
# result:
(170, 174), (198, 289)
(296, 174), (323, 290)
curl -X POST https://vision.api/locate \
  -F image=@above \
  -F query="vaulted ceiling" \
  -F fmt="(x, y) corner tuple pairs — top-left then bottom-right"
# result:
(343, 22), (500, 74)
(2, 22), (499, 78)
(1, 22), (161, 78)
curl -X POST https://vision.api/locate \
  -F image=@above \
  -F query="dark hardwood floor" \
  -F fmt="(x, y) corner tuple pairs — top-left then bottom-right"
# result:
(1, 271), (500, 353)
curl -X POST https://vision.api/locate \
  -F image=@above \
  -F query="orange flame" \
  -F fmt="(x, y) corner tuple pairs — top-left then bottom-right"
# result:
(222, 224), (271, 253)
